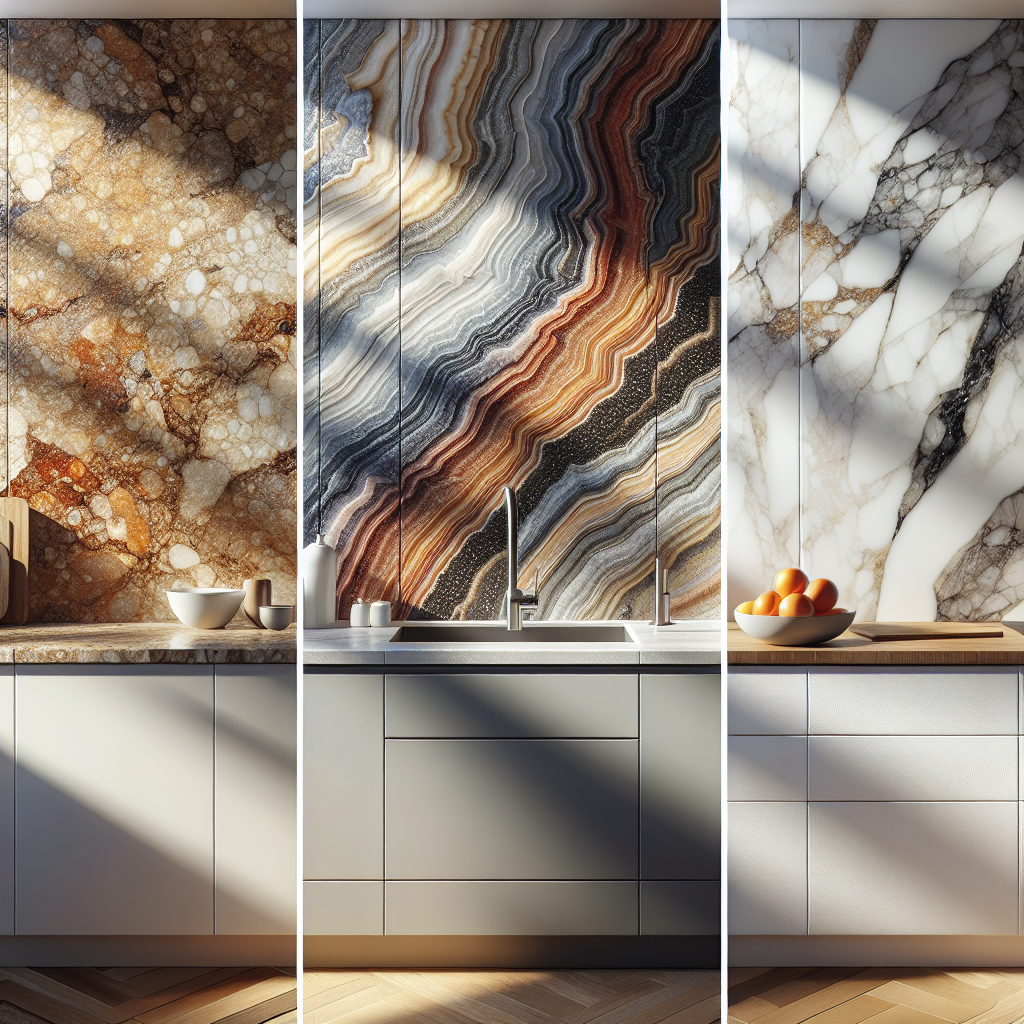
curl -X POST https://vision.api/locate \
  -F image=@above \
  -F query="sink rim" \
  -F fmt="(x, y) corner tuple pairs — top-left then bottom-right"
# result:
(388, 621), (640, 644)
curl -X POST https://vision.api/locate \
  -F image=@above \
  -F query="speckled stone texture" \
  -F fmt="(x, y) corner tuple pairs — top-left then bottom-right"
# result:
(4, 19), (297, 623)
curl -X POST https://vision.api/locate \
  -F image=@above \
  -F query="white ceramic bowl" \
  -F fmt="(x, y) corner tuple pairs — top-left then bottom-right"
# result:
(260, 604), (295, 630)
(166, 588), (244, 629)
(735, 609), (856, 646)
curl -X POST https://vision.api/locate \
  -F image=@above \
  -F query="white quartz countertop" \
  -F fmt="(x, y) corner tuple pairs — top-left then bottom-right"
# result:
(303, 620), (721, 666)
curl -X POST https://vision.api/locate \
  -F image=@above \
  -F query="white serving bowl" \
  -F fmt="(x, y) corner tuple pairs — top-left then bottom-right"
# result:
(735, 609), (856, 646)
(166, 588), (245, 629)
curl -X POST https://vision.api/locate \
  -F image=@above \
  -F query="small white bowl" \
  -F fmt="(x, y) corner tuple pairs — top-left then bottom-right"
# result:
(260, 604), (295, 630)
(735, 609), (856, 646)
(166, 588), (244, 629)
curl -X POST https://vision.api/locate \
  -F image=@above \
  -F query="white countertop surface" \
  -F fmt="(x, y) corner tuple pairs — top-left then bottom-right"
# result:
(303, 620), (721, 666)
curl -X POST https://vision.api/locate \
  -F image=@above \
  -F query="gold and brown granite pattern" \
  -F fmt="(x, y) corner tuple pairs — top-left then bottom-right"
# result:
(6, 19), (297, 623)
(0, 621), (295, 663)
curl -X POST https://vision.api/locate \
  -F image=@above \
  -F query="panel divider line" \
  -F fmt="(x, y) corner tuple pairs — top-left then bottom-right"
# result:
(396, 18), (404, 616)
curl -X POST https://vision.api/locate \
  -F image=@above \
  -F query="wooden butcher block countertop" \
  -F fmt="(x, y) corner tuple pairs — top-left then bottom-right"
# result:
(728, 620), (1024, 665)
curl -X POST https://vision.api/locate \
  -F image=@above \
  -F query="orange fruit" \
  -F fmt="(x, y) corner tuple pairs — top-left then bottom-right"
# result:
(779, 593), (814, 617)
(806, 578), (839, 613)
(752, 590), (781, 615)
(772, 567), (808, 597)
(735, 601), (755, 615)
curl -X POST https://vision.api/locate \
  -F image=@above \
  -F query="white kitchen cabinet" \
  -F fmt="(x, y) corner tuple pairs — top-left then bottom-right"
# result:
(640, 881), (720, 935)
(304, 673), (382, 880)
(808, 736), (1017, 802)
(808, 668), (1018, 735)
(729, 736), (806, 801)
(729, 668), (806, 734)
(808, 802), (1019, 935)
(641, 673), (720, 881)
(15, 666), (214, 935)
(215, 665), (296, 935)
(728, 801), (806, 936)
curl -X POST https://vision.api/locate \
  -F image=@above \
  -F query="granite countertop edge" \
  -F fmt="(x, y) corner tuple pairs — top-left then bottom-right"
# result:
(0, 622), (297, 664)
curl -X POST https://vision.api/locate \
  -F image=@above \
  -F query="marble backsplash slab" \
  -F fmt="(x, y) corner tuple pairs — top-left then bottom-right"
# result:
(729, 18), (1024, 622)
(3, 19), (298, 622)
(307, 18), (721, 622)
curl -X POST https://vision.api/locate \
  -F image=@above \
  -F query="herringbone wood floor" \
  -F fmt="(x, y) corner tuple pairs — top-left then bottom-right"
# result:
(0, 966), (296, 1024)
(304, 970), (721, 1024)
(729, 968), (1024, 1024)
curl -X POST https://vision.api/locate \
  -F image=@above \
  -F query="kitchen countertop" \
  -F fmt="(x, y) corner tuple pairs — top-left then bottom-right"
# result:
(0, 622), (296, 664)
(728, 620), (1024, 665)
(304, 620), (720, 666)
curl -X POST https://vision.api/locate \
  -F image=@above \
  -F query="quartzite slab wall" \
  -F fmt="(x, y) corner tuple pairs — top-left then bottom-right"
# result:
(3, 19), (297, 622)
(729, 19), (1024, 622)
(306, 18), (722, 622)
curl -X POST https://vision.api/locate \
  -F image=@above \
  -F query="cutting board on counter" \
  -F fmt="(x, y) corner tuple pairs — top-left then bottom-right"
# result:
(0, 498), (29, 625)
(850, 622), (1002, 641)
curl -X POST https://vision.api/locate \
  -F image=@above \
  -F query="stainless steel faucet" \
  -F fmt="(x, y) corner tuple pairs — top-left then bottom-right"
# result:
(504, 486), (538, 630)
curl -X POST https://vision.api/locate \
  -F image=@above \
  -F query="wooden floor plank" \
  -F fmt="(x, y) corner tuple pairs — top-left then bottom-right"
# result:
(206, 989), (298, 1024)
(799, 994), (895, 1024)
(136, 971), (295, 1024)
(728, 973), (820, 1010)
(753, 976), (896, 1024)
(656, 994), (722, 1024)
(870, 981), (986, 1023)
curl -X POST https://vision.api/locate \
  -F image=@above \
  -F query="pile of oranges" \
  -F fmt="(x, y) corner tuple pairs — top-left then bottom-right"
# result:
(736, 568), (846, 618)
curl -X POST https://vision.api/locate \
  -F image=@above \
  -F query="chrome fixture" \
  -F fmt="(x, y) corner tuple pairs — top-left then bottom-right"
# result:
(503, 486), (538, 630)
(653, 557), (673, 626)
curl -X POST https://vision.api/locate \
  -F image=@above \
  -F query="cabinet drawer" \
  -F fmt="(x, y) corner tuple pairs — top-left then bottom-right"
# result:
(640, 881), (719, 935)
(385, 881), (638, 935)
(729, 737), (807, 801)
(808, 669), (1017, 735)
(386, 673), (638, 737)
(808, 802), (1018, 935)
(809, 736), (1018, 801)
(728, 802), (806, 935)
(385, 740), (638, 879)
(729, 670), (806, 734)
(304, 881), (382, 936)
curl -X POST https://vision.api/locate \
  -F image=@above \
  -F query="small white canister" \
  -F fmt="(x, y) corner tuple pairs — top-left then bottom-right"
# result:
(350, 599), (371, 628)
(370, 601), (391, 628)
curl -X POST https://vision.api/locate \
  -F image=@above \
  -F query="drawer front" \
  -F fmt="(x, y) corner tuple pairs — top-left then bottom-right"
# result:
(386, 673), (638, 738)
(808, 669), (1018, 735)
(385, 881), (638, 935)
(809, 736), (1018, 801)
(729, 736), (807, 801)
(728, 802), (807, 936)
(808, 802), (1019, 935)
(640, 881), (720, 935)
(385, 739), (639, 879)
(729, 670), (806, 735)
(304, 881), (383, 936)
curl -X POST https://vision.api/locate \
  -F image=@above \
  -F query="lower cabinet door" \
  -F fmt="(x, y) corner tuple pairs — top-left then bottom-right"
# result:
(385, 881), (638, 935)
(15, 666), (215, 935)
(215, 665), (296, 934)
(640, 881), (720, 935)
(729, 802), (807, 936)
(808, 802), (1019, 935)
(385, 740), (639, 879)
(305, 881), (383, 936)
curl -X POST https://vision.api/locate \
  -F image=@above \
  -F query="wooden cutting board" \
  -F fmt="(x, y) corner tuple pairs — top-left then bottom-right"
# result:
(0, 498), (29, 625)
(850, 622), (1002, 641)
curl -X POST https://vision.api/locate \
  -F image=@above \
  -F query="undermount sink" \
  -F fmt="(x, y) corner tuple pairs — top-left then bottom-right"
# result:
(390, 623), (635, 644)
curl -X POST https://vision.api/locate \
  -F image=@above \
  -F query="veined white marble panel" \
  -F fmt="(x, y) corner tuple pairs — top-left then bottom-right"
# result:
(727, 19), (801, 613)
(799, 18), (1024, 620)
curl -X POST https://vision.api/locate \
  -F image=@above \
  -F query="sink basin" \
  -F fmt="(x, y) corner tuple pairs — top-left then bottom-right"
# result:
(390, 623), (635, 644)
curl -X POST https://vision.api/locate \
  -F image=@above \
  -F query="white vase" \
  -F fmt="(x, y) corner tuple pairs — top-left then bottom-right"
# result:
(302, 534), (337, 628)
